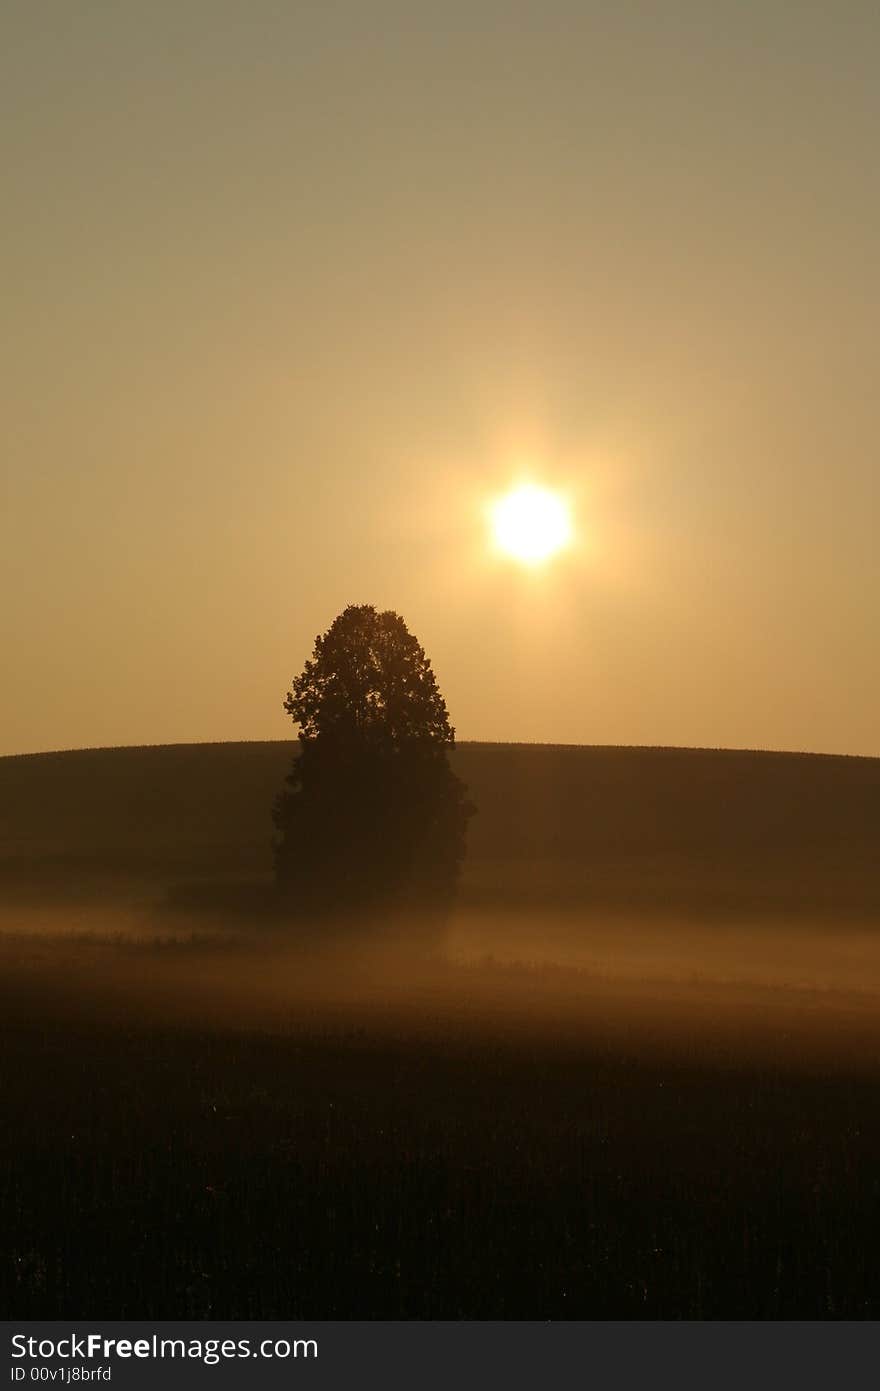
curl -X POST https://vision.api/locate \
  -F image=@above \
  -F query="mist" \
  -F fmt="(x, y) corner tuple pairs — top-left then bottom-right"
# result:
(5, 894), (880, 1075)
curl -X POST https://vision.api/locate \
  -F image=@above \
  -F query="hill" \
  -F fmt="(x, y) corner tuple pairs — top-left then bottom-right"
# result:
(1, 741), (878, 920)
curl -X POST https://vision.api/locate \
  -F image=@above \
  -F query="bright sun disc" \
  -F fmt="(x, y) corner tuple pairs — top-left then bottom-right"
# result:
(490, 484), (573, 565)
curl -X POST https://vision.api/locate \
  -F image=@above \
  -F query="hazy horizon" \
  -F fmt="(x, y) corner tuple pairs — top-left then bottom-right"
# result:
(4, 1), (878, 759)
(4, 736), (880, 764)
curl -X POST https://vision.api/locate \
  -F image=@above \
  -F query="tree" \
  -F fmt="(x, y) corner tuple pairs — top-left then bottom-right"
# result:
(273, 605), (474, 916)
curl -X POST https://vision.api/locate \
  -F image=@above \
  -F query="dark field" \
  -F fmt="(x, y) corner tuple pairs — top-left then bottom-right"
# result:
(3, 740), (880, 920)
(2, 741), (880, 1318)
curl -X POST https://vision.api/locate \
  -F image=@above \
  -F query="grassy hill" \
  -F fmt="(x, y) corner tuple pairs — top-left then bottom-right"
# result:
(1, 741), (878, 919)
(4, 742), (880, 1320)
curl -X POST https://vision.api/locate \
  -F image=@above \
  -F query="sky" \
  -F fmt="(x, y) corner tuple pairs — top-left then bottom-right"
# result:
(2, 1), (878, 758)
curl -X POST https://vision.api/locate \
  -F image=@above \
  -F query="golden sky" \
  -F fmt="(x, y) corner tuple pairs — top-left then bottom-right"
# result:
(2, 2), (878, 757)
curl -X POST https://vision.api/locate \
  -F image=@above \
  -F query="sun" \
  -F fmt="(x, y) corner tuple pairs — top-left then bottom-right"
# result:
(489, 484), (573, 565)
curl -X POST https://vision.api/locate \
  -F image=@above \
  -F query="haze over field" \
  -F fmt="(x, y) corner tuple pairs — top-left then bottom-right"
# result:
(5, 739), (880, 1319)
(2, 740), (880, 1065)
(3, 1), (880, 758)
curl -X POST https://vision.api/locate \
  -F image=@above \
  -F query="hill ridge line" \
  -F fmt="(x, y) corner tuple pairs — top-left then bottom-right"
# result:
(1, 740), (877, 765)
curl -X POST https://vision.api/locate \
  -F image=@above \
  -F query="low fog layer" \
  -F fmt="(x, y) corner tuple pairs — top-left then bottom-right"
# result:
(4, 899), (880, 1073)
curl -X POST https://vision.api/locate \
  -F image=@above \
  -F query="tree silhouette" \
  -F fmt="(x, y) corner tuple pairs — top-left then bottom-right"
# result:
(273, 605), (474, 916)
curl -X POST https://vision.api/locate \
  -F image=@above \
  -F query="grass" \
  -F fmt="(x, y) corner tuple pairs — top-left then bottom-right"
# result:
(4, 960), (880, 1319)
(3, 925), (880, 1319)
(2, 740), (880, 920)
(2, 739), (880, 1318)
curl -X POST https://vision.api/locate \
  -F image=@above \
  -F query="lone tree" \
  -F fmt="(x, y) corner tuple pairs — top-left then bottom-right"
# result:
(273, 605), (474, 916)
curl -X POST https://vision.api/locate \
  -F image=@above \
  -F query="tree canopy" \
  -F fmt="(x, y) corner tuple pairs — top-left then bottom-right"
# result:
(273, 605), (474, 916)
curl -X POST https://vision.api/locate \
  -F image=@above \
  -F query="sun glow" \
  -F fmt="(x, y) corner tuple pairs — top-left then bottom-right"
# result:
(489, 484), (573, 565)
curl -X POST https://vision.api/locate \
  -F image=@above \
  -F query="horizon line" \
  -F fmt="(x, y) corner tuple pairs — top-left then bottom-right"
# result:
(1, 738), (877, 765)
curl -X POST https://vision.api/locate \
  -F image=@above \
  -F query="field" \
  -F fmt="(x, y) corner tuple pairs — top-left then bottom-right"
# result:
(2, 741), (880, 1318)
